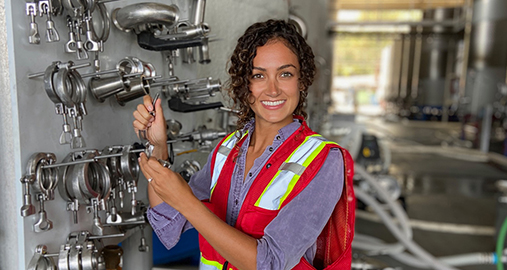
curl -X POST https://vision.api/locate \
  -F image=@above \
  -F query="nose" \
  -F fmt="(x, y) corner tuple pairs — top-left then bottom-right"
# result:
(266, 78), (281, 97)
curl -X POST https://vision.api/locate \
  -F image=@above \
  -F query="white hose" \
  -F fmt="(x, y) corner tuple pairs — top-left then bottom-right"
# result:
(355, 165), (412, 239)
(355, 234), (496, 268)
(355, 188), (459, 270)
(388, 144), (489, 163)
(389, 244), (494, 268)
(355, 209), (495, 236)
(353, 234), (406, 255)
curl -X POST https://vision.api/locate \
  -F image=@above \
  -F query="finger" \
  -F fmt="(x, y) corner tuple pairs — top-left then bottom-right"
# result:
(136, 104), (153, 123)
(143, 95), (154, 112)
(133, 111), (151, 127)
(138, 153), (153, 180)
(133, 120), (148, 132)
(153, 98), (165, 125)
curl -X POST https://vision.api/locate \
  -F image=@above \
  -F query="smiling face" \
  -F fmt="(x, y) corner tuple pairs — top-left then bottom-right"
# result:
(248, 39), (301, 130)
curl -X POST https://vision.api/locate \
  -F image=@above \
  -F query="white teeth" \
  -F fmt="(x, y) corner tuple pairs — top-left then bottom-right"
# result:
(262, 100), (285, 106)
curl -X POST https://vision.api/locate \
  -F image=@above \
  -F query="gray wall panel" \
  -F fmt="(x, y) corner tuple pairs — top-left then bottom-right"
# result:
(1, 0), (290, 269)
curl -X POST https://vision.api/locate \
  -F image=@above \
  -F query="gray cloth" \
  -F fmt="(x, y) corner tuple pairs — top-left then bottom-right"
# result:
(147, 119), (344, 270)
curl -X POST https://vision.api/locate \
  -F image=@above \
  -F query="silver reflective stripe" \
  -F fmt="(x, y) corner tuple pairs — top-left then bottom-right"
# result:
(256, 170), (297, 210)
(256, 136), (328, 210)
(210, 132), (241, 193)
(279, 162), (306, 176)
(285, 136), (325, 164)
(211, 151), (228, 192)
(218, 145), (231, 156)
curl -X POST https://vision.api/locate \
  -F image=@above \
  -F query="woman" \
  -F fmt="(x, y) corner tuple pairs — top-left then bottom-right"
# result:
(133, 19), (355, 270)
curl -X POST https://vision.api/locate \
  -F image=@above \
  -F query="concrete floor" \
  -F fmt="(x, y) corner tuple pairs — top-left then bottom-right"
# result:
(348, 116), (505, 270)
(153, 116), (507, 270)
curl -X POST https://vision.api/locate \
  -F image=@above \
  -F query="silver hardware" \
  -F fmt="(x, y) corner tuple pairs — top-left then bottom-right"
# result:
(83, 11), (101, 51)
(138, 225), (149, 252)
(65, 16), (77, 53)
(89, 74), (126, 102)
(28, 245), (56, 270)
(176, 160), (201, 182)
(158, 158), (172, 169)
(73, 19), (89, 59)
(20, 176), (36, 217)
(39, 0), (60, 42)
(34, 193), (53, 232)
(115, 75), (150, 106)
(112, 3), (179, 33)
(26, 3), (41, 44)
(20, 153), (58, 231)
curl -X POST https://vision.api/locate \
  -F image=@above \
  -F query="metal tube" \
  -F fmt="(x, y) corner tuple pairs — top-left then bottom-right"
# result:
(28, 63), (91, 79)
(442, 38), (456, 122)
(400, 35), (411, 99)
(411, 26), (423, 100)
(328, 19), (464, 28)
(81, 68), (118, 78)
(112, 3), (179, 32)
(193, 0), (206, 25)
(88, 233), (125, 240)
(480, 105), (493, 153)
(459, 0), (473, 99)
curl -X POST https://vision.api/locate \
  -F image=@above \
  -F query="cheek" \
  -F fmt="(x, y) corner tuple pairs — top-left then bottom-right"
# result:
(247, 89), (256, 104)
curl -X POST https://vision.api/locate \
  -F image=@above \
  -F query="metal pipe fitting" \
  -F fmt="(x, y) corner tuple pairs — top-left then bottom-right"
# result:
(115, 76), (150, 106)
(198, 36), (211, 64)
(120, 145), (139, 184)
(28, 245), (56, 270)
(25, 153), (58, 200)
(111, 3), (179, 33)
(193, 0), (206, 25)
(65, 150), (111, 205)
(89, 74), (126, 102)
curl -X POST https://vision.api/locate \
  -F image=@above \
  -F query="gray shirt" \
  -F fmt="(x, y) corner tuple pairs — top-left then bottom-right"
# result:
(147, 119), (344, 270)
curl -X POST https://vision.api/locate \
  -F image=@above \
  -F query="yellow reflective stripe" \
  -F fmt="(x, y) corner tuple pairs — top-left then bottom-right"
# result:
(285, 134), (321, 161)
(254, 134), (322, 208)
(223, 132), (237, 145)
(277, 174), (301, 208)
(210, 182), (218, 198)
(200, 254), (223, 269)
(277, 141), (338, 208)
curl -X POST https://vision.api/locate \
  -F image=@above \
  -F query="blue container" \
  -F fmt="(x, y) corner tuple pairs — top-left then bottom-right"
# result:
(152, 228), (200, 266)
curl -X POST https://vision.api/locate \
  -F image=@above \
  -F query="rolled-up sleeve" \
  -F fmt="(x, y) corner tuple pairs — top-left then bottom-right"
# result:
(256, 148), (344, 270)
(147, 149), (214, 249)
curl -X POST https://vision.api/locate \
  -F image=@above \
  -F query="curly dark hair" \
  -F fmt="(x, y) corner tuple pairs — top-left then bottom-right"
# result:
(225, 19), (316, 130)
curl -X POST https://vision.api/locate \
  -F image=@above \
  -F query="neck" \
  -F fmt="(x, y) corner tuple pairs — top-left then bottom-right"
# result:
(250, 118), (293, 149)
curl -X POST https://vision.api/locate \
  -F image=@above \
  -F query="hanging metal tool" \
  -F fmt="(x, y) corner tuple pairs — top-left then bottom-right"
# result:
(26, 2), (41, 44)
(19, 153), (58, 233)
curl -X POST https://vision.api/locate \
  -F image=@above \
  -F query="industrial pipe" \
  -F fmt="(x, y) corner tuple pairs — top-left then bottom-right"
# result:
(112, 3), (179, 33)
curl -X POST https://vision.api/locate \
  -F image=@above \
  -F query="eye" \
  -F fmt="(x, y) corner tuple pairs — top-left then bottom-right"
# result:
(280, 71), (293, 78)
(251, 73), (263, 79)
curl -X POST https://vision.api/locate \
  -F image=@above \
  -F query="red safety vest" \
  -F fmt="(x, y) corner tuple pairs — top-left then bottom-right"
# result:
(199, 119), (355, 270)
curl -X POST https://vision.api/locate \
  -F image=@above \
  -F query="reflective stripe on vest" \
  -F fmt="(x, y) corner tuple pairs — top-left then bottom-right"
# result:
(210, 131), (248, 198)
(201, 255), (235, 270)
(200, 255), (229, 270)
(254, 135), (339, 210)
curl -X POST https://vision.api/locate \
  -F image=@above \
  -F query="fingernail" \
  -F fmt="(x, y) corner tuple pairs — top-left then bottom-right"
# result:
(147, 122), (152, 127)
(147, 104), (153, 111)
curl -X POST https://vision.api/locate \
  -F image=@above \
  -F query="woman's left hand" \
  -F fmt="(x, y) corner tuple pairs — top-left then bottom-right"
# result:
(138, 152), (197, 212)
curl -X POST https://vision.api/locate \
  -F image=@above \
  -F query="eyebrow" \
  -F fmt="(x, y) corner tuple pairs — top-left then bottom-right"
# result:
(252, 64), (298, 72)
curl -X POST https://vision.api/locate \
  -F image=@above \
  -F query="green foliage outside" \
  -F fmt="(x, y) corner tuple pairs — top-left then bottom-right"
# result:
(333, 10), (422, 77)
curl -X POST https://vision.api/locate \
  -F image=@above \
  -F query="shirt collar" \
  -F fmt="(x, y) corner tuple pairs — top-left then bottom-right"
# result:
(242, 117), (302, 143)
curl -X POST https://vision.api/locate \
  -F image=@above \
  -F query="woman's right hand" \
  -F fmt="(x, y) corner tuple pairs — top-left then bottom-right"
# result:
(133, 94), (168, 156)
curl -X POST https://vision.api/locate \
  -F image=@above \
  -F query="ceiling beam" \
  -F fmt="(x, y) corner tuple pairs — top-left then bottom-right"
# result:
(330, 0), (466, 10)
